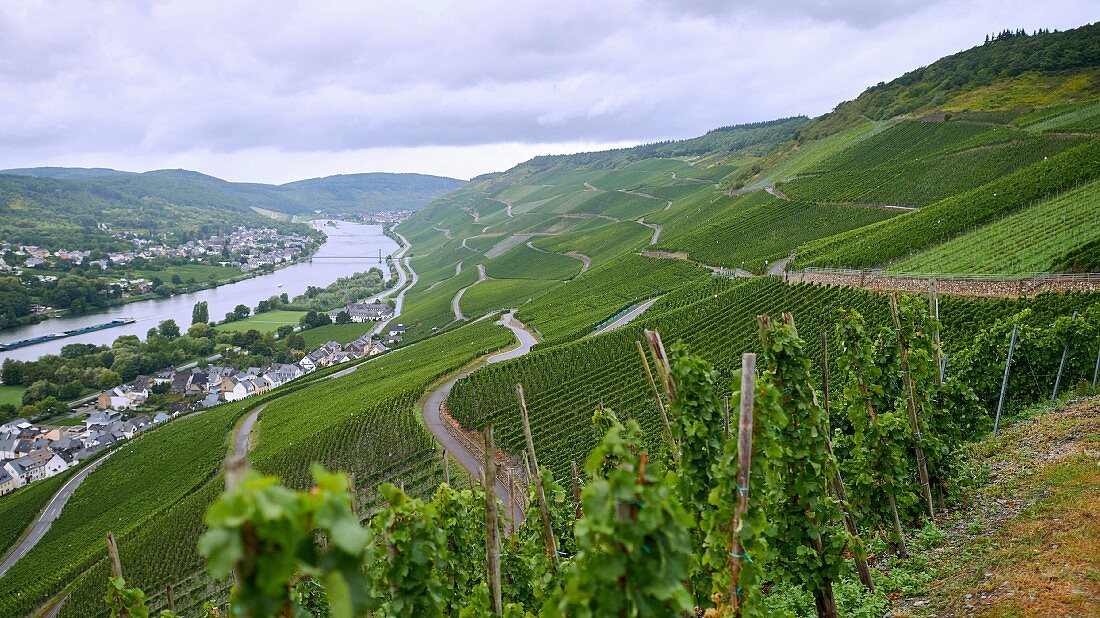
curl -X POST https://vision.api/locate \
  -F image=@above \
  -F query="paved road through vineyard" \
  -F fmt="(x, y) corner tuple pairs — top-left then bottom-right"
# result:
(422, 311), (537, 525)
(0, 452), (116, 578)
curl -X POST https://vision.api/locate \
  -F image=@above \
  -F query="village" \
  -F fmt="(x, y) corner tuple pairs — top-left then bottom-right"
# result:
(1, 226), (313, 298)
(0, 314), (407, 495)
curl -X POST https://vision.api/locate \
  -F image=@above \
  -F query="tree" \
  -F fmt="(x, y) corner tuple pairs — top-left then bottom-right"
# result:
(158, 319), (181, 339)
(170, 274), (183, 285)
(22, 380), (59, 405)
(2, 359), (23, 386)
(234, 304), (251, 321)
(284, 333), (305, 350)
(188, 322), (212, 339)
(335, 311), (352, 325)
(192, 301), (209, 325)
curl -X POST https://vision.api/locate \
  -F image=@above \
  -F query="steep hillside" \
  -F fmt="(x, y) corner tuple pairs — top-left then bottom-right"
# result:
(279, 173), (465, 214)
(802, 23), (1100, 140)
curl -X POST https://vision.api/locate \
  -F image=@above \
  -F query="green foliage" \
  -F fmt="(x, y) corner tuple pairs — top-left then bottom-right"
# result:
(782, 121), (1082, 207)
(802, 23), (1100, 137)
(657, 195), (896, 273)
(0, 471), (71, 556)
(756, 315), (849, 598)
(200, 465), (376, 618)
(484, 245), (580, 281)
(797, 138), (1100, 268)
(890, 178), (1100, 274)
(516, 253), (705, 345)
(553, 415), (694, 617)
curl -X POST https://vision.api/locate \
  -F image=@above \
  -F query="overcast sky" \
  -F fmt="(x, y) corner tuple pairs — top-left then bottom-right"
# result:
(0, 1), (1094, 183)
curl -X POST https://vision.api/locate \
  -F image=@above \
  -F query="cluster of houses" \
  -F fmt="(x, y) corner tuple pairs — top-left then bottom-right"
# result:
(97, 334), (390, 412)
(0, 411), (167, 494)
(1, 226), (310, 276)
(0, 331), (398, 495)
(327, 302), (395, 323)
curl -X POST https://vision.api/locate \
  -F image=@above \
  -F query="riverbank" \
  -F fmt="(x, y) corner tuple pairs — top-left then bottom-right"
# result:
(0, 221), (398, 362)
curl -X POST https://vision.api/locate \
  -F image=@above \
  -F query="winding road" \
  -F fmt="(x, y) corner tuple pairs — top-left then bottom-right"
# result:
(636, 218), (662, 245)
(0, 452), (116, 578)
(565, 252), (591, 275)
(232, 405), (264, 462)
(422, 312), (538, 525)
(451, 264), (489, 321)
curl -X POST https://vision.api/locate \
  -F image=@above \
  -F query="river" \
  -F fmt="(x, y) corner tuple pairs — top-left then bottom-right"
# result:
(0, 220), (399, 362)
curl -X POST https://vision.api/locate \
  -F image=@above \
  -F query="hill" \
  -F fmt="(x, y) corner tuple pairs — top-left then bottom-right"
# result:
(279, 173), (466, 214)
(0, 20), (1098, 618)
(0, 168), (465, 250)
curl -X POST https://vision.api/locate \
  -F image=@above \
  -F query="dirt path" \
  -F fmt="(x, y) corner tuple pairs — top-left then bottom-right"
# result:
(638, 250), (754, 277)
(636, 218), (662, 245)
(764, 185), (791, 201)
(767, 257), (790, 276)
(231, 405), (264, 462)
(422, 313), (538, 528)
(565, 252), (591, 275)
(620, 188), (673, 211)
(583, 181), (601, 192)
(452, 264), (489, 321)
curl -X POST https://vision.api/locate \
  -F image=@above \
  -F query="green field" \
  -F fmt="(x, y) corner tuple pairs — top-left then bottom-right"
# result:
(516, 253), (707, 344)
(213, 309), (306, 333)
(796, 138), (1100, 269)
(0, 400), (250, 617)
(460, 278), (560, 319)
(780, 121), (1085, 206)
(299, 321), (377, 348)
(483, 244), (581, 280)
(891, 180), (1100, 274)
(656, 195), (897, 272)
(0, 385), (25, 407)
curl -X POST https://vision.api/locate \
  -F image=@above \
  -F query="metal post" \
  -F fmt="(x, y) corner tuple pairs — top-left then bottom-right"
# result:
(1093, 345), (1100, 389)
(993, 324), (1018, 434)
(1051, 311), (1078, 403)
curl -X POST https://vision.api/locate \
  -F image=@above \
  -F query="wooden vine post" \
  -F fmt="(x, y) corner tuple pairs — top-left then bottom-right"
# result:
(106, 531), (129, 618)
(483, 426), (503, 615)
(819, 332), (875, 593)
(166, 584), (176, 613)
(844, 318), (910, 557)
(442, 450), (450, 486)
(515, 383), (560, 573)
(728, 353), (756, 613)
(635, 339), (676, 460)
(889, 294), (936, 519)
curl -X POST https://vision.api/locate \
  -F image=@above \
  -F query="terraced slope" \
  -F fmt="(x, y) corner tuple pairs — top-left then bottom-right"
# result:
(795, 138), (1100, 269)
(654, 193), (898, 273)
(780, 120), (1085, 207)
(891, 180), (1100, 274)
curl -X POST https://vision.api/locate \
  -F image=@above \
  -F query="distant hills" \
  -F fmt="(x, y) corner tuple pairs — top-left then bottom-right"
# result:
(0, 168), (465, 250)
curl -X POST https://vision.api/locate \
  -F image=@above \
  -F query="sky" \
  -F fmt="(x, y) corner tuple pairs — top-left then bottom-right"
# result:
(0, 1), (1094, 184)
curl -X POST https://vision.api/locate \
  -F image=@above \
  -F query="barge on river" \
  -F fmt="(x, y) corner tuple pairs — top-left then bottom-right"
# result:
(0, 318), (136, 351)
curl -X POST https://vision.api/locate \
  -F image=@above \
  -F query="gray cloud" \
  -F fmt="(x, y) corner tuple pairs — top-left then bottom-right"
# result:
(0, 0), (1094, 182)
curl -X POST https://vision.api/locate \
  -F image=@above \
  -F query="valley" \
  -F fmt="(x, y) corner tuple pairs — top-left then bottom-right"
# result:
(0, 20), (1097, 618)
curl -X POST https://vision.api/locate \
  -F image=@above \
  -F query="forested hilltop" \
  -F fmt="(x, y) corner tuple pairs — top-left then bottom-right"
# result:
(0, 168), (463, 251)
(0, 21), (1097, 618)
